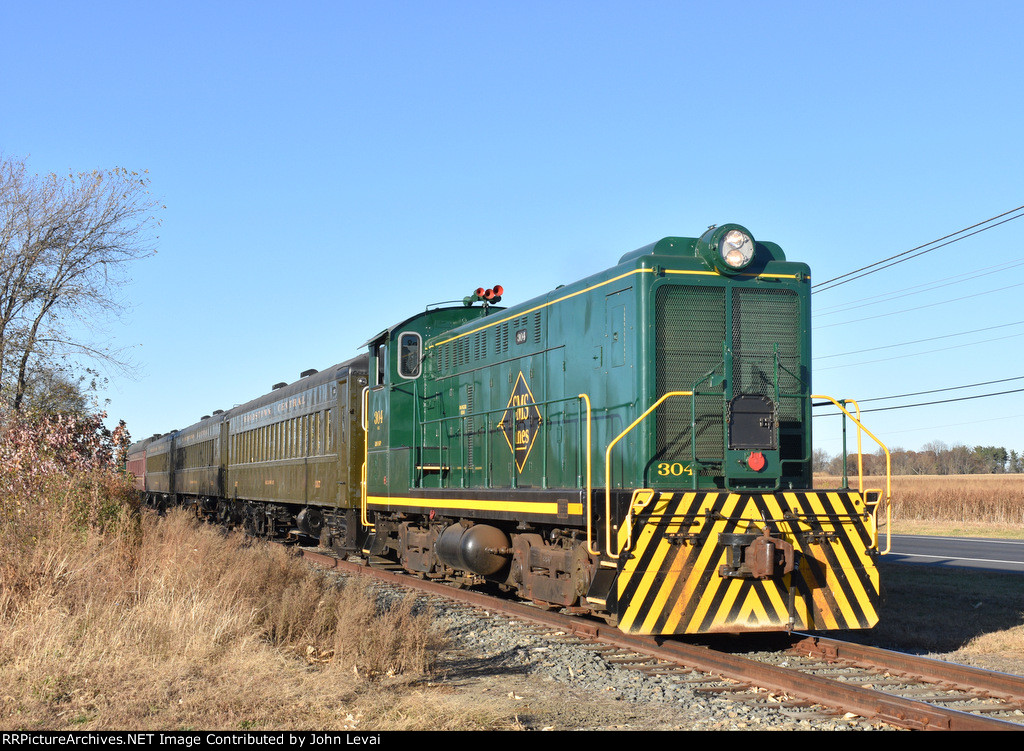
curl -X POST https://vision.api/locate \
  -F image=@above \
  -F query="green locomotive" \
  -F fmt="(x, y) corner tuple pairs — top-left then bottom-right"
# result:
(362, 223), (889, 634)
(130, 223), (890, 635)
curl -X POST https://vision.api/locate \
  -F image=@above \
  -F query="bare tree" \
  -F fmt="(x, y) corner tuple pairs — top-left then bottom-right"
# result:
(812, 447), (831, 473)
(0, 153), (161, 410)
(14, 362), (91, 415)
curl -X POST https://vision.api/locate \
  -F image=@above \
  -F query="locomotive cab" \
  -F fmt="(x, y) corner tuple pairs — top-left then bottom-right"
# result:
(363, 302), (503, 509)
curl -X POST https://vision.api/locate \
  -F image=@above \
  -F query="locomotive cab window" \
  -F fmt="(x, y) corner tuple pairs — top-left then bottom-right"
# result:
(398, 332), (422, 379)
(372, 342), (386, 386)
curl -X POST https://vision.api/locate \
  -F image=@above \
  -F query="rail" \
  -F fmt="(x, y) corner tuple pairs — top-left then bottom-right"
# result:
(298, 545), (1022, 731)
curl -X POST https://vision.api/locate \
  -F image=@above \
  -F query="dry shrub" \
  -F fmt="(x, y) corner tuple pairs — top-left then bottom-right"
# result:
(0, 409), (131, 500)
(0, 505), (456, 730)
(328, 583), (440, 678)
(0, 409), (142, 626)
(0, 411), (472, 730)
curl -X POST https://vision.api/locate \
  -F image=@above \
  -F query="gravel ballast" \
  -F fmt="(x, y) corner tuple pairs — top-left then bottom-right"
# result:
(420, 594), (899, 731)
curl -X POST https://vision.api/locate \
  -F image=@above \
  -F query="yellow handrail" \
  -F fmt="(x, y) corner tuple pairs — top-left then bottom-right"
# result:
(604, 391), (692, 559)
(577, 393), (597, 555)
(360, 386), (374, 530)
(812, 394), (891, 554)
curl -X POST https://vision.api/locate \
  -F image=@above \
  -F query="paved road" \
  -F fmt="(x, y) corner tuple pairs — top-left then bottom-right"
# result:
(883, 534), (1024, 574)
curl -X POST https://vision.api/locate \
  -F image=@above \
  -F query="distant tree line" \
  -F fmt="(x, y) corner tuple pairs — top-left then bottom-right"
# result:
(814, 442), (1024, 475)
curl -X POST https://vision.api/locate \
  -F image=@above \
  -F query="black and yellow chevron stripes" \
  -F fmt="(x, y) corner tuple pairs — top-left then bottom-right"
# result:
(614, 490), (880, 635)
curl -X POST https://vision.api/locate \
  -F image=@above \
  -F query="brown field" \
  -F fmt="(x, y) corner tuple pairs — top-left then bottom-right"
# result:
(816, 473), (1024, 538)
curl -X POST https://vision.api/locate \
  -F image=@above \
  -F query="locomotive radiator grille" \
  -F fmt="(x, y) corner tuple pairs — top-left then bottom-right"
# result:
(613, 490), (879, 635)
(731, 288), (802, 423)
(655, 284), (807, 485)
(655, 286), (726, 465)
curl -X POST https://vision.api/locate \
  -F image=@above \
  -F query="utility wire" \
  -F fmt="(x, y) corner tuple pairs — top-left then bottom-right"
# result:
(829, 375), (1024, 404)
(813, 331), (1024, 370)
(820, 388), (1024, 415)
(813, 320), (1024, 360)
(854, 412), (1024, 439)
(813, 280), (1024, 329)
(815, 259), (1024, 317)
(811, 204), (1024, 294)
(813, 384), (1024, 416)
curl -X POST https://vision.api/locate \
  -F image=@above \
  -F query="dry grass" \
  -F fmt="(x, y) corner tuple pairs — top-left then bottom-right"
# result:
(0, 499), (505, 731)
(814, 473), (1024, 669)
(862, 561), (1024, 670)
(816, 473), (1024, 538)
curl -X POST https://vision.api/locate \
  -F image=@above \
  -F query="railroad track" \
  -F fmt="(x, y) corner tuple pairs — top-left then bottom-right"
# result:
(297, 545), (1024, 731)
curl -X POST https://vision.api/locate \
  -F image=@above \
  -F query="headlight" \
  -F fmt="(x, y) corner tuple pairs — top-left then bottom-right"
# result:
(720, 229), (754, 269)
(696, 224), (757, 274)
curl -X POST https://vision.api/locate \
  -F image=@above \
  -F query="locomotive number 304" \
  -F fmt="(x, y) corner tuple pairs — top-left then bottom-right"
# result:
(656, 462), (693, 477)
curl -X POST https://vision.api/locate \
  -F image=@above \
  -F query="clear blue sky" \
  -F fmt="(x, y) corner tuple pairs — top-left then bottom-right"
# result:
(3, 1), (1023, 457)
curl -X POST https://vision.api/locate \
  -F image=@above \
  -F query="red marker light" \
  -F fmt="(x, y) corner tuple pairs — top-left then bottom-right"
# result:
(748, 452), (766, 472)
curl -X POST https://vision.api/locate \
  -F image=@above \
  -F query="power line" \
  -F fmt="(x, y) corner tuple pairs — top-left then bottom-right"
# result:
(813, 280), (1024, 329)
(813, 331), (1024, 370)
(853, 412), (1024, 439)
(811, 204), (1024, 294)
(813, 320), (1024, 360)
(813, 375), (1024, 409)
(813, 385), (1024, 416)
(848, 375), (1024, 404)
(814, 259), (1024, 317)
(813, 410), (1024, 447)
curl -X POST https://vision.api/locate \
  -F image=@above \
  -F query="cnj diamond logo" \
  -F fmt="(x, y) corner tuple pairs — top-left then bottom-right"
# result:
(498, 371), (542, 473)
